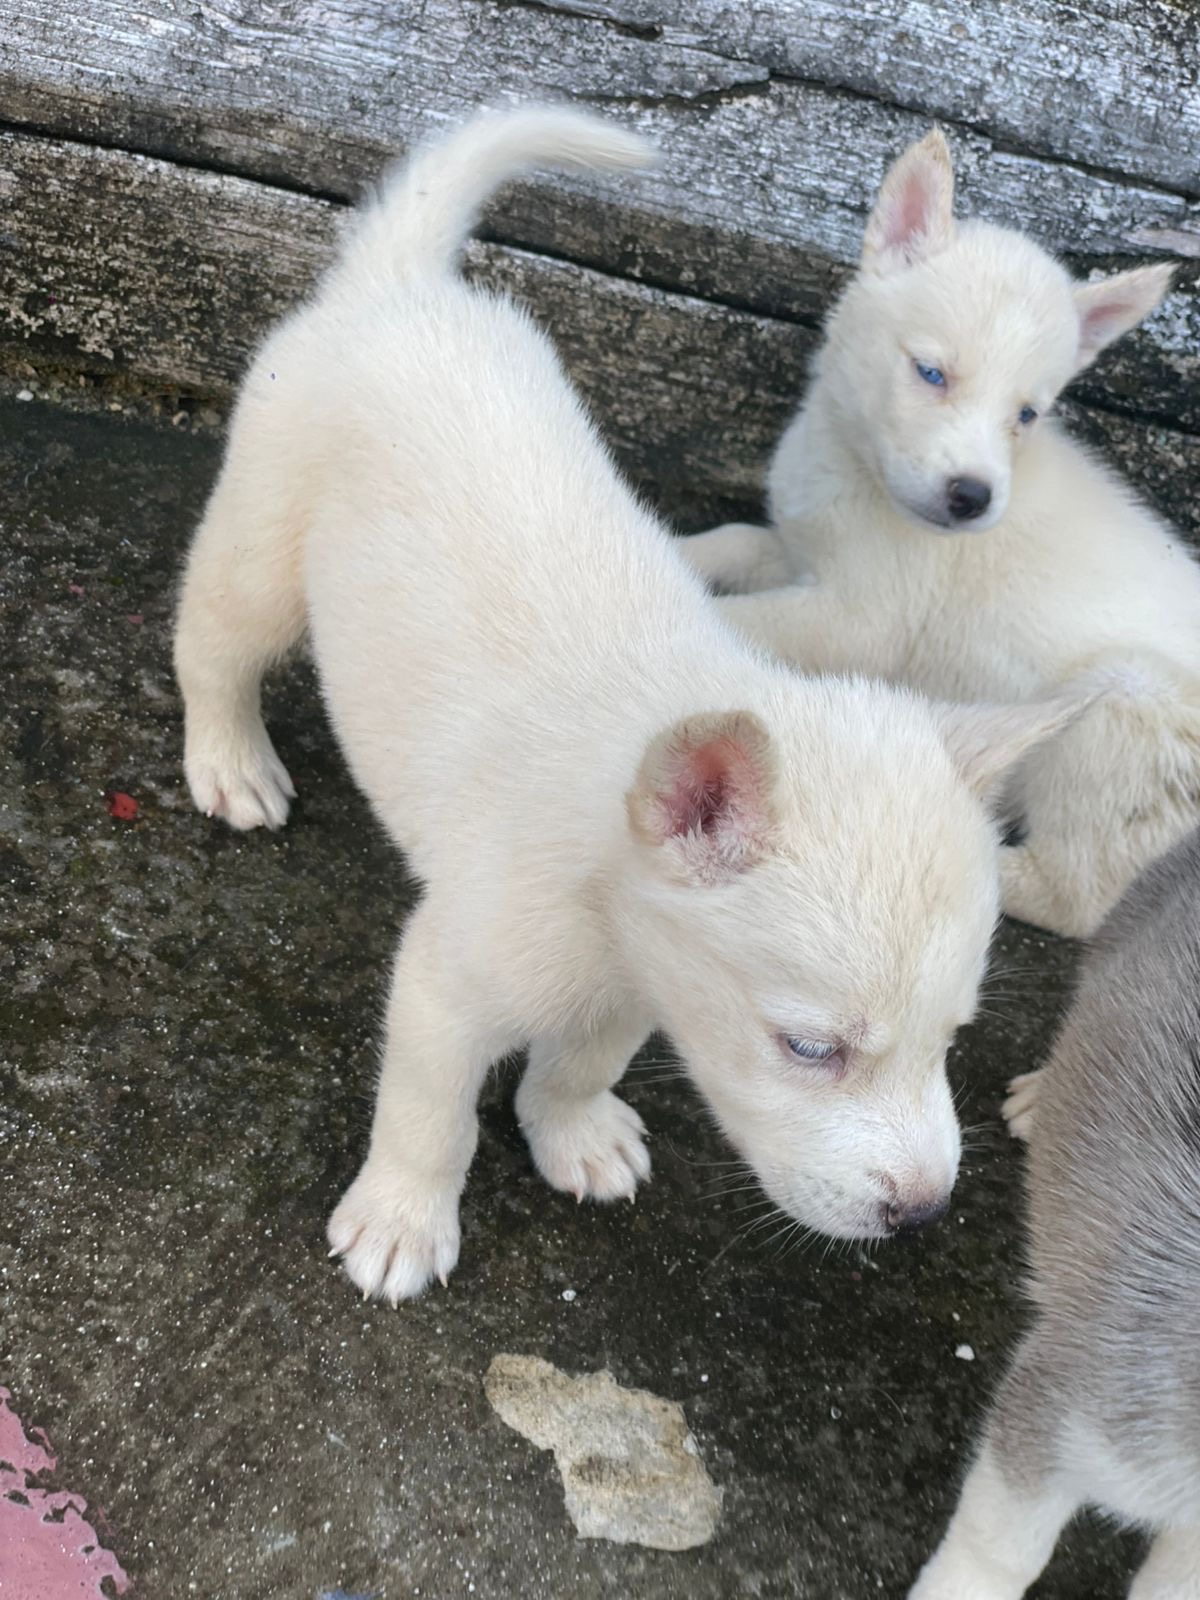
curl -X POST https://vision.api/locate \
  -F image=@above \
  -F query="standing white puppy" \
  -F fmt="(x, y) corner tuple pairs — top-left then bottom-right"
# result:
(175, 108), (1072, 1302)
(684, 130), (1199, 940)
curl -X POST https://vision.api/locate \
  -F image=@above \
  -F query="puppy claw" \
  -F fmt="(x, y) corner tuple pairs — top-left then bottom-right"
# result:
(185, 735), (292, 831)
(327, 1160), (462, 1301)
(1003, 1069), (1043, 1142)
(521, 1090), (652, 1204)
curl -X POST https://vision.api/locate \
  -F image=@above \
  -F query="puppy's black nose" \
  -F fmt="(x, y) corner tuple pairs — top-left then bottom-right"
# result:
(885, 1194), (951, 1237)
(947, 476), (992, 521)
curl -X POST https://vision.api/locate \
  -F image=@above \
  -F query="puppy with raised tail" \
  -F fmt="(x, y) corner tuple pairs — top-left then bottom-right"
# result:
(174, 107), (1073, 1302)
(911, 827), (1200, 1600)
(684, 130), (1199, 940)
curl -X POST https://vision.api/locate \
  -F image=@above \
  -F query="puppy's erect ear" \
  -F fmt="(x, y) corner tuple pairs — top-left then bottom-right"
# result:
(1073, 263), (1175, 372)
(937, 692), (1096, 804)
(862, 129), (956, 272)
(627, 711), (778, 883)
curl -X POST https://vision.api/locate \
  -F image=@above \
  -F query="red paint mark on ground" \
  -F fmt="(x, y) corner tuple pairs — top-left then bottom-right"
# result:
(105, 792), (139, 822)
(0, 1388), (130, 1597)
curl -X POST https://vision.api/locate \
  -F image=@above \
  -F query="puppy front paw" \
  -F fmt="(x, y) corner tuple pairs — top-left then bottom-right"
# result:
(518, 1088), (651, 1202)
(185, 722), (295, 831)
(1002, 1070), (1042, 1141)
(909, 1557), (1010, 1600)
(327, 1160), (461, 1302)
(909, 1541), (1027, 1600)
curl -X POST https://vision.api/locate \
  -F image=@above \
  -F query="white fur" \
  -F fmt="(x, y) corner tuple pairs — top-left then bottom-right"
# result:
(685, 130), (1197, 939)
(910, 1438), (1200, 1600)
(175, 107), (1071, 1301)
(908, 1442), (1081, 1600)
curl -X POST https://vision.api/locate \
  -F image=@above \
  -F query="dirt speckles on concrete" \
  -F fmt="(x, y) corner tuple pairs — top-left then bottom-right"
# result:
(0, 395), (1146, 1597)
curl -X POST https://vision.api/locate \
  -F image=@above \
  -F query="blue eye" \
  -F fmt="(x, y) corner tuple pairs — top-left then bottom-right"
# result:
(786, 1036), (838, 1062)
(1019, 405), (1038, 425)
(914, 360), (946, 387)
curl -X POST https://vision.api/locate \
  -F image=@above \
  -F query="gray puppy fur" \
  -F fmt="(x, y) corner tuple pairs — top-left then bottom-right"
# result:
(911, 828), (1200, 1599)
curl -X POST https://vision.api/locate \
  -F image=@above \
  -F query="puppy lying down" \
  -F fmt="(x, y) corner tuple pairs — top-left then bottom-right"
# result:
(685, 131), (1199, 942)
(911, 828), (1200, 1599)
(174, 107), (1074, 1301)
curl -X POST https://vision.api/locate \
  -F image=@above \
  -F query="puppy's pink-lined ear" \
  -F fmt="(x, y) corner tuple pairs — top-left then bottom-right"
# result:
(1073, 263), (1174, 372)
(937, 692), (1096, 804)
(862, 129), (956, 271)
(627, 711), (778, 882)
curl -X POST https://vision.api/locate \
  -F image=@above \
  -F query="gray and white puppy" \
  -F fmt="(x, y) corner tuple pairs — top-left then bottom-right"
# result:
(911, 828), (1200, 1600)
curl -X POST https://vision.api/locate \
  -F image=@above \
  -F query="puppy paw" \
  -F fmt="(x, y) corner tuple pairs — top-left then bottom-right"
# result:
(520, 1089), (651, 1202)
(1003, 1070), (1042, 1142)
(327, 1160), (461, 1302)
(185, 722), (295, 831)
(909, 1555), (1015, 1600)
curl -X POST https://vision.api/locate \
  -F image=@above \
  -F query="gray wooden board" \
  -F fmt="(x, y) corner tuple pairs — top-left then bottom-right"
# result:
(516, 0), (1200, 197)
(2, 129), (1195, 543)
(0, 0), (1197, 428)
(0, 129), (804, 527)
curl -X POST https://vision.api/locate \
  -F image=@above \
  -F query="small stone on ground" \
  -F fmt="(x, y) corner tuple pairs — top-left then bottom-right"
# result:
(484, 1354), (721, 1551)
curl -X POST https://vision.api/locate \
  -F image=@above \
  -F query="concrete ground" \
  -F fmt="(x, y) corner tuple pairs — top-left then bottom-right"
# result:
(1, 390), (1144, 1598)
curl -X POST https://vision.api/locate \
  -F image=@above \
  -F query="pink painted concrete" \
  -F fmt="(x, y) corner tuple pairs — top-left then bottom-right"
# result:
(0, 1388), (129, 1597)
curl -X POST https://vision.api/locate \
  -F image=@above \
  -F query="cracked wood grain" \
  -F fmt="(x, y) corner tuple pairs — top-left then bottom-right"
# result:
(0, 0), (1196, 430)
(520, 0), (1200, 198)
(0, 129), (802, 529)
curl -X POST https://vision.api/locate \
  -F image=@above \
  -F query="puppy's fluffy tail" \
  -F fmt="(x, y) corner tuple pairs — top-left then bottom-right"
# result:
(336, 105), (655, 287)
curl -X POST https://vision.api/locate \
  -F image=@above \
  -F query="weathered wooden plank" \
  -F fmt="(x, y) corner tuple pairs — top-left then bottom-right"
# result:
(1, 0), (1196, 428)
(537, 0), (1200, 198)
(2, 129), (1195, 546)
(0, 130), (804, 527)
(1060, 399), (1200, 545)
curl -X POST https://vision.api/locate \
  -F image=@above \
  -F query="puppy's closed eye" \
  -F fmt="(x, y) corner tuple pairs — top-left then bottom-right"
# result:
(781, 1035), (846, 1076)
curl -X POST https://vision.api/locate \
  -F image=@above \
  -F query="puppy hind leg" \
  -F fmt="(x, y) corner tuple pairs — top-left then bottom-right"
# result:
(1130, 1527), (1200, 1600)
(678, 522), (794, 593)
(1001, 687), (1200, 941)
(516, 1012), (653, 1202)
(910, 1342), (1082, 1600)
(999, 843), (1101, 941)
(909, 1440), (1080, 1600)
(174, 468), (306, 831)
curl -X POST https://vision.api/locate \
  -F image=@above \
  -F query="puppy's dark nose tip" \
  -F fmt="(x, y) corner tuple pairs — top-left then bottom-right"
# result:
(947, 476), (992, 521)
(885, 1194), (951, 1237)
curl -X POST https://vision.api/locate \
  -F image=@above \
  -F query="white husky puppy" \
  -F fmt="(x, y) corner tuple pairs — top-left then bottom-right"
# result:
(911, 827), (1200, 1600)
(174, 107), (1074, 1302)
(684, 130), (1198, 940)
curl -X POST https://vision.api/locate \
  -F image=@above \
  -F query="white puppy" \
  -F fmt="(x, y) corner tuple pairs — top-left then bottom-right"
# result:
(684, 130), (1200, 940)
(174, 107), (1073, 1302)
